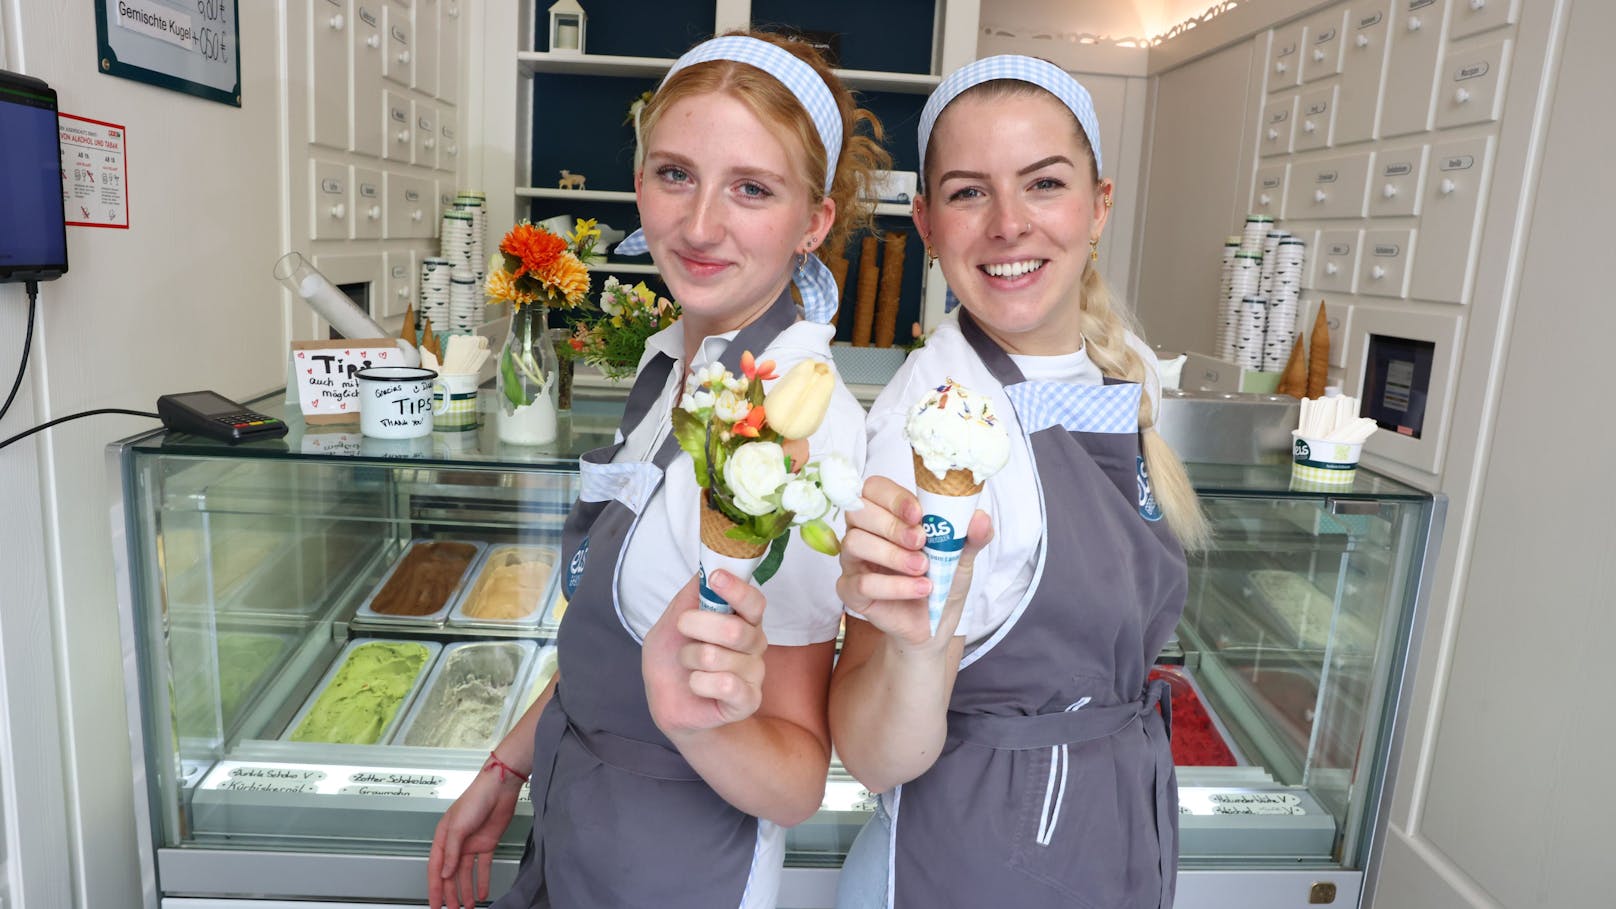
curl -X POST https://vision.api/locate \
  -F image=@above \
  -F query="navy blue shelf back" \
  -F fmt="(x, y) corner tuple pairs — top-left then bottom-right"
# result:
(541, 0), (716, 57)
(751, 0), (935, 74)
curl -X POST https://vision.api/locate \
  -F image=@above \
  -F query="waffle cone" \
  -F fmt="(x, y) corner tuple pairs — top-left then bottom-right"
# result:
(700, 495), (769, 558)
(912, 451), (983, 497)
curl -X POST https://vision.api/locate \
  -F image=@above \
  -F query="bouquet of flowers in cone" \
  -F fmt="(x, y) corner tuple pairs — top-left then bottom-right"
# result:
(672, 351), (862, 612)
(563, 276), (680, 380)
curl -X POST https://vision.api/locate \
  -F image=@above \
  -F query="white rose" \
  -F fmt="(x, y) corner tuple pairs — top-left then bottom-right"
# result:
(814, 454), (864, 510)
(780, 478), (829, 524)
(724, 441), (788, 516)
(713, 388), (751, 423)
(681, 388), (715, 413)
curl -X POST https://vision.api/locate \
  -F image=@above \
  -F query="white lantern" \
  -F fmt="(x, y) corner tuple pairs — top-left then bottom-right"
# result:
(548, 0), (586, 54)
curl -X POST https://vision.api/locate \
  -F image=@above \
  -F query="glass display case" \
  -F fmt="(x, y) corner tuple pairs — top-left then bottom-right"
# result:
(110, 393), (1443, 908)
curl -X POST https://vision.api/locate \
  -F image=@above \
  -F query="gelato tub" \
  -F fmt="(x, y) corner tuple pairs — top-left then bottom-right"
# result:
(353, 539), (485, 627)
(283, 639), (441, 745)
(447, 544), (560, 630)
(397, 640), (536, 749)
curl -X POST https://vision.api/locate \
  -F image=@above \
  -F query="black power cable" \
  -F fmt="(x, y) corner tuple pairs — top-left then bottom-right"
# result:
(0, 279), (39, 424)
(0, 408), (159, 452)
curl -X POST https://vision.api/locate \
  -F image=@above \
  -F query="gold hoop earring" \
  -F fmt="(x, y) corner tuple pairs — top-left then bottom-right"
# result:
(926, 246), (938, 267)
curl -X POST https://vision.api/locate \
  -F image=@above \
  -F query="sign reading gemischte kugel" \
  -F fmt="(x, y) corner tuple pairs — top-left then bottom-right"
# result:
(95, 0), (241, 107)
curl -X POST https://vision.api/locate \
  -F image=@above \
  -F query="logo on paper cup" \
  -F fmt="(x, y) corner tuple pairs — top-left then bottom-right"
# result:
(922, 515), (966, 552)
(698, 565), (729, 608)
(1293, 439), (1311, 460)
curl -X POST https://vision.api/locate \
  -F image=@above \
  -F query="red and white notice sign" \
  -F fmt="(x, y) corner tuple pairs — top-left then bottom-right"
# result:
(58, 113), (129, 229)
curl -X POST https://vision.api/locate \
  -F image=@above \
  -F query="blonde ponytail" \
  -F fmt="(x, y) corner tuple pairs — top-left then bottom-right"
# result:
(1077, 266), (1210, 551)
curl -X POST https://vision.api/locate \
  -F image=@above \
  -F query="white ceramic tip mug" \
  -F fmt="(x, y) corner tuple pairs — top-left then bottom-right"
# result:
(356, 366), (443, 439)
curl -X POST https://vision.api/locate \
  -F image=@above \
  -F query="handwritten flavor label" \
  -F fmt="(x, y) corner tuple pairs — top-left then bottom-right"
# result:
(339, 784), (441, 798)
(350, 772), (447, 786)
(1209, 792), (1301, 806)
(230, 767), (327, 783)
(217, 780), (320, 794)
(59, 114), (128, 228)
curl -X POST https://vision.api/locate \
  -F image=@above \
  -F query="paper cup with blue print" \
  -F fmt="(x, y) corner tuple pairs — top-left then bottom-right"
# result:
(1291, 431), (1363, 490)
(912, 452), (983, 635)
(697, 495), (768, 614)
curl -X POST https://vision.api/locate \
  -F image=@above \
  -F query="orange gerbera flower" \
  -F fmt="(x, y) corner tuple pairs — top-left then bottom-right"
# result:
(485, 269), (538, 306)
(536, 252), (591, 308)
(500, 223), (567, 279)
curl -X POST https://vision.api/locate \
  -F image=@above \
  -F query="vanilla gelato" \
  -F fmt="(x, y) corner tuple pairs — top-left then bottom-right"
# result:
(904, 379), (1011, 487)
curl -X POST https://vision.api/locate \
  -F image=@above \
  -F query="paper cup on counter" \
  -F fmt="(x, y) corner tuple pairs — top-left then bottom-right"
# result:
(432, 373), (480, 431)
(1291, 431), (1363, 488)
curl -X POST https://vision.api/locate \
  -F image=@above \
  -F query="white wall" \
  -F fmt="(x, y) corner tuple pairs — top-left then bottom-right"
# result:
(0, 3), (289, 907)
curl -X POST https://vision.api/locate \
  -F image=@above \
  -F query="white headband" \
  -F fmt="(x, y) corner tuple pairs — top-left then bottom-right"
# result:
(918, 55), (1104, 180)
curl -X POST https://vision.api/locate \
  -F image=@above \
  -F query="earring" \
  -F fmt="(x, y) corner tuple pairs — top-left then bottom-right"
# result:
(795, 251), (808, 270)
(1089, 239), (1099, 262)
(925, 245), (938, 267)
(1103, 192), (1113, 210)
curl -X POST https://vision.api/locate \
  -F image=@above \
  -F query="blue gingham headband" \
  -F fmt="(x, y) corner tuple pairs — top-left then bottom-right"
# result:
(919, 55), (1103, 180)
(615, 35), (845, 323)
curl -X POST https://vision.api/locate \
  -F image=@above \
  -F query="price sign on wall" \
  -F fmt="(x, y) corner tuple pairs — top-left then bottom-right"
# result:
(95, 0), (241, 107)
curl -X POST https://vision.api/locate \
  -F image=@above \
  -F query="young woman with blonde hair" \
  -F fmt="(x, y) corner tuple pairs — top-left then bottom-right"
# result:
(426, 31), (888, 909)
(831, 56), (1205, 909)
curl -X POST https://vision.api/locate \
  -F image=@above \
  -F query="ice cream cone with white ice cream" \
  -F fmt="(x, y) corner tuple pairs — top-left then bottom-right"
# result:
(673, 353), (862, 612)
(905, 379), (1011, 634)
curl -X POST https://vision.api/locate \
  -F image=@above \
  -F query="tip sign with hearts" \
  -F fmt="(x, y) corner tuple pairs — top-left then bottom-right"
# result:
(290, 338), (395, 425)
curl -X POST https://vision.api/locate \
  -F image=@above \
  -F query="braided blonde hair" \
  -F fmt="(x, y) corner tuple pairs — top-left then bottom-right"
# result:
(929, 80), (1209, 550)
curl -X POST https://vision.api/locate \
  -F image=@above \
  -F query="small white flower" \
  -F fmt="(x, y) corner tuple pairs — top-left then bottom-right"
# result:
(724, 441), (788, 516)
(814, 454), (864, 510)
(780, 478), (829, 524)
(687, 388), (715, 412)
(713, 388), (751, 423)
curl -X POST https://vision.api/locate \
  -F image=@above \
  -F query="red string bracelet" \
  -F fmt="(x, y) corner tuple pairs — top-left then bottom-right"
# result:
(484, 752), (530, 783)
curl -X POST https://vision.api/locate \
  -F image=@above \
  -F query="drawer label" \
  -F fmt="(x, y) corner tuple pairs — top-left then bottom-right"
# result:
(391, 106), (408, 123)
(392, 265), (407, 278)
(1441, 154), (1476, 171)
(1305, 99), (1330, 115)
(1357, 12), (1383, 29)
(320, 177), (343, 194)
(358, 6), (378, 27)
(391, 25), (408, 44)
(1316, 170), (1339, 184)
(1383, 161), (1414, 177)
(1314, 28), (1337, 44)
(441, 125), (456, 140)
(1328, 242), (1353, 256)
(1374, 243), (1402, 257)
(350, 771), (447, 786)
(404, 189), (421, 202)
(1408, 0), (1435, 10)
(1261, 175), (1283, 189)
(1277, 42), (1297, 58)
(1455, 61), (1490, 81)
(418, 115), (434, 130)
(359, 182), (379, 198)
(230, 767), (327, 783)
(1268, 107), (1290, 124)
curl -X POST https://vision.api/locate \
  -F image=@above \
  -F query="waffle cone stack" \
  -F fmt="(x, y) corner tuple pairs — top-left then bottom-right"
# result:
(912, 451), (983, 497)
(700, 493), (769, 559)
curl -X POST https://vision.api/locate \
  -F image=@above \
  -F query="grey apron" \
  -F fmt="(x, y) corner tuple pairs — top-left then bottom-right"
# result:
(494, 290), (799, 909)
(886, 311), (1188, 909)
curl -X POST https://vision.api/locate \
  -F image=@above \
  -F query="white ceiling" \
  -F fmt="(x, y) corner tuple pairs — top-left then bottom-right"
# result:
(982, 0), (1237, 42)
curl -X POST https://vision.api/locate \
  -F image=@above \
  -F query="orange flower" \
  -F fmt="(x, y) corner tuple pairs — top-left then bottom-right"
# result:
(485, 269), (538, 306)
(732, 405), (767, 437)
(569, 336), (586, 352)
(535, 251), (590, 307)
(500, 223), (566, 280)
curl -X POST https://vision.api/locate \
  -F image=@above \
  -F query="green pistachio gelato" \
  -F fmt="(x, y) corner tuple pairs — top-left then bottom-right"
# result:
(290, 642), (430, 744)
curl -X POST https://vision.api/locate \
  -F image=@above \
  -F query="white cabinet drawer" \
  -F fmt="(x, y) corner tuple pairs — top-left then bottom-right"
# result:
(1433, 39), (1510, 130)
(439, 111), (458, 172)
(1253, 164), (1289, 217)
(416, 104), (439, 170)
(383, 91), (414, 163)
(415, 0), (440, 97)
(1336, 2), (1392, 144)
(310, 0), (350, 150)
(383, 250), (416, 319)
(387, 172), (434, 239)
(1360, 228), (1416, 297)
(439, 0), (461, 103)
(351, 1), (385, 156)
(1285, 153), (1373, 220)
(1410, 135), (1492, 303)
(383, 1), (414, 87)
(311, 160), (351, 240)
(1260, 95), (1298, 157)
(353, 166), (385, 240)
(1380, 0), (1448, 138)
(1302, 8), (1347, 82)
(1314, 228), (1363, 294)
(1293, 84), (1338, 152)
(1269, 23), (1307, 92)
(1368, 144), (1429, 217)
(1449, 0), (1517, 39)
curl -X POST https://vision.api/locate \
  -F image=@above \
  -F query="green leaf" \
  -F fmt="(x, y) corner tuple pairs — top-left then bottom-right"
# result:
(800, 518), (841, 556)
(752, 534), (791, 585)
(500, 347), (529, 408)
(672, 409), (709, 487)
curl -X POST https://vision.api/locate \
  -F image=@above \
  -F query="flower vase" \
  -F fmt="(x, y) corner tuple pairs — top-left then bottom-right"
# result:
(497, 305), (560, 445)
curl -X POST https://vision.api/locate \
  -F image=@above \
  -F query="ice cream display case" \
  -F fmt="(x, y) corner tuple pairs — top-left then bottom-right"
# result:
(110, 394), (1443, 908)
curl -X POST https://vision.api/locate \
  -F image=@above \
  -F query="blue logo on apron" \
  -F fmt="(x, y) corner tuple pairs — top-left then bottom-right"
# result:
(922, 514), (967, 552)
(566, 537), (589, 596)
(1136, 456), (1163, 522)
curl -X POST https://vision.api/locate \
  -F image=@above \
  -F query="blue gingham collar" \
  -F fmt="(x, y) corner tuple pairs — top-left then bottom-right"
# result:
(919, 55), (1104, 179)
